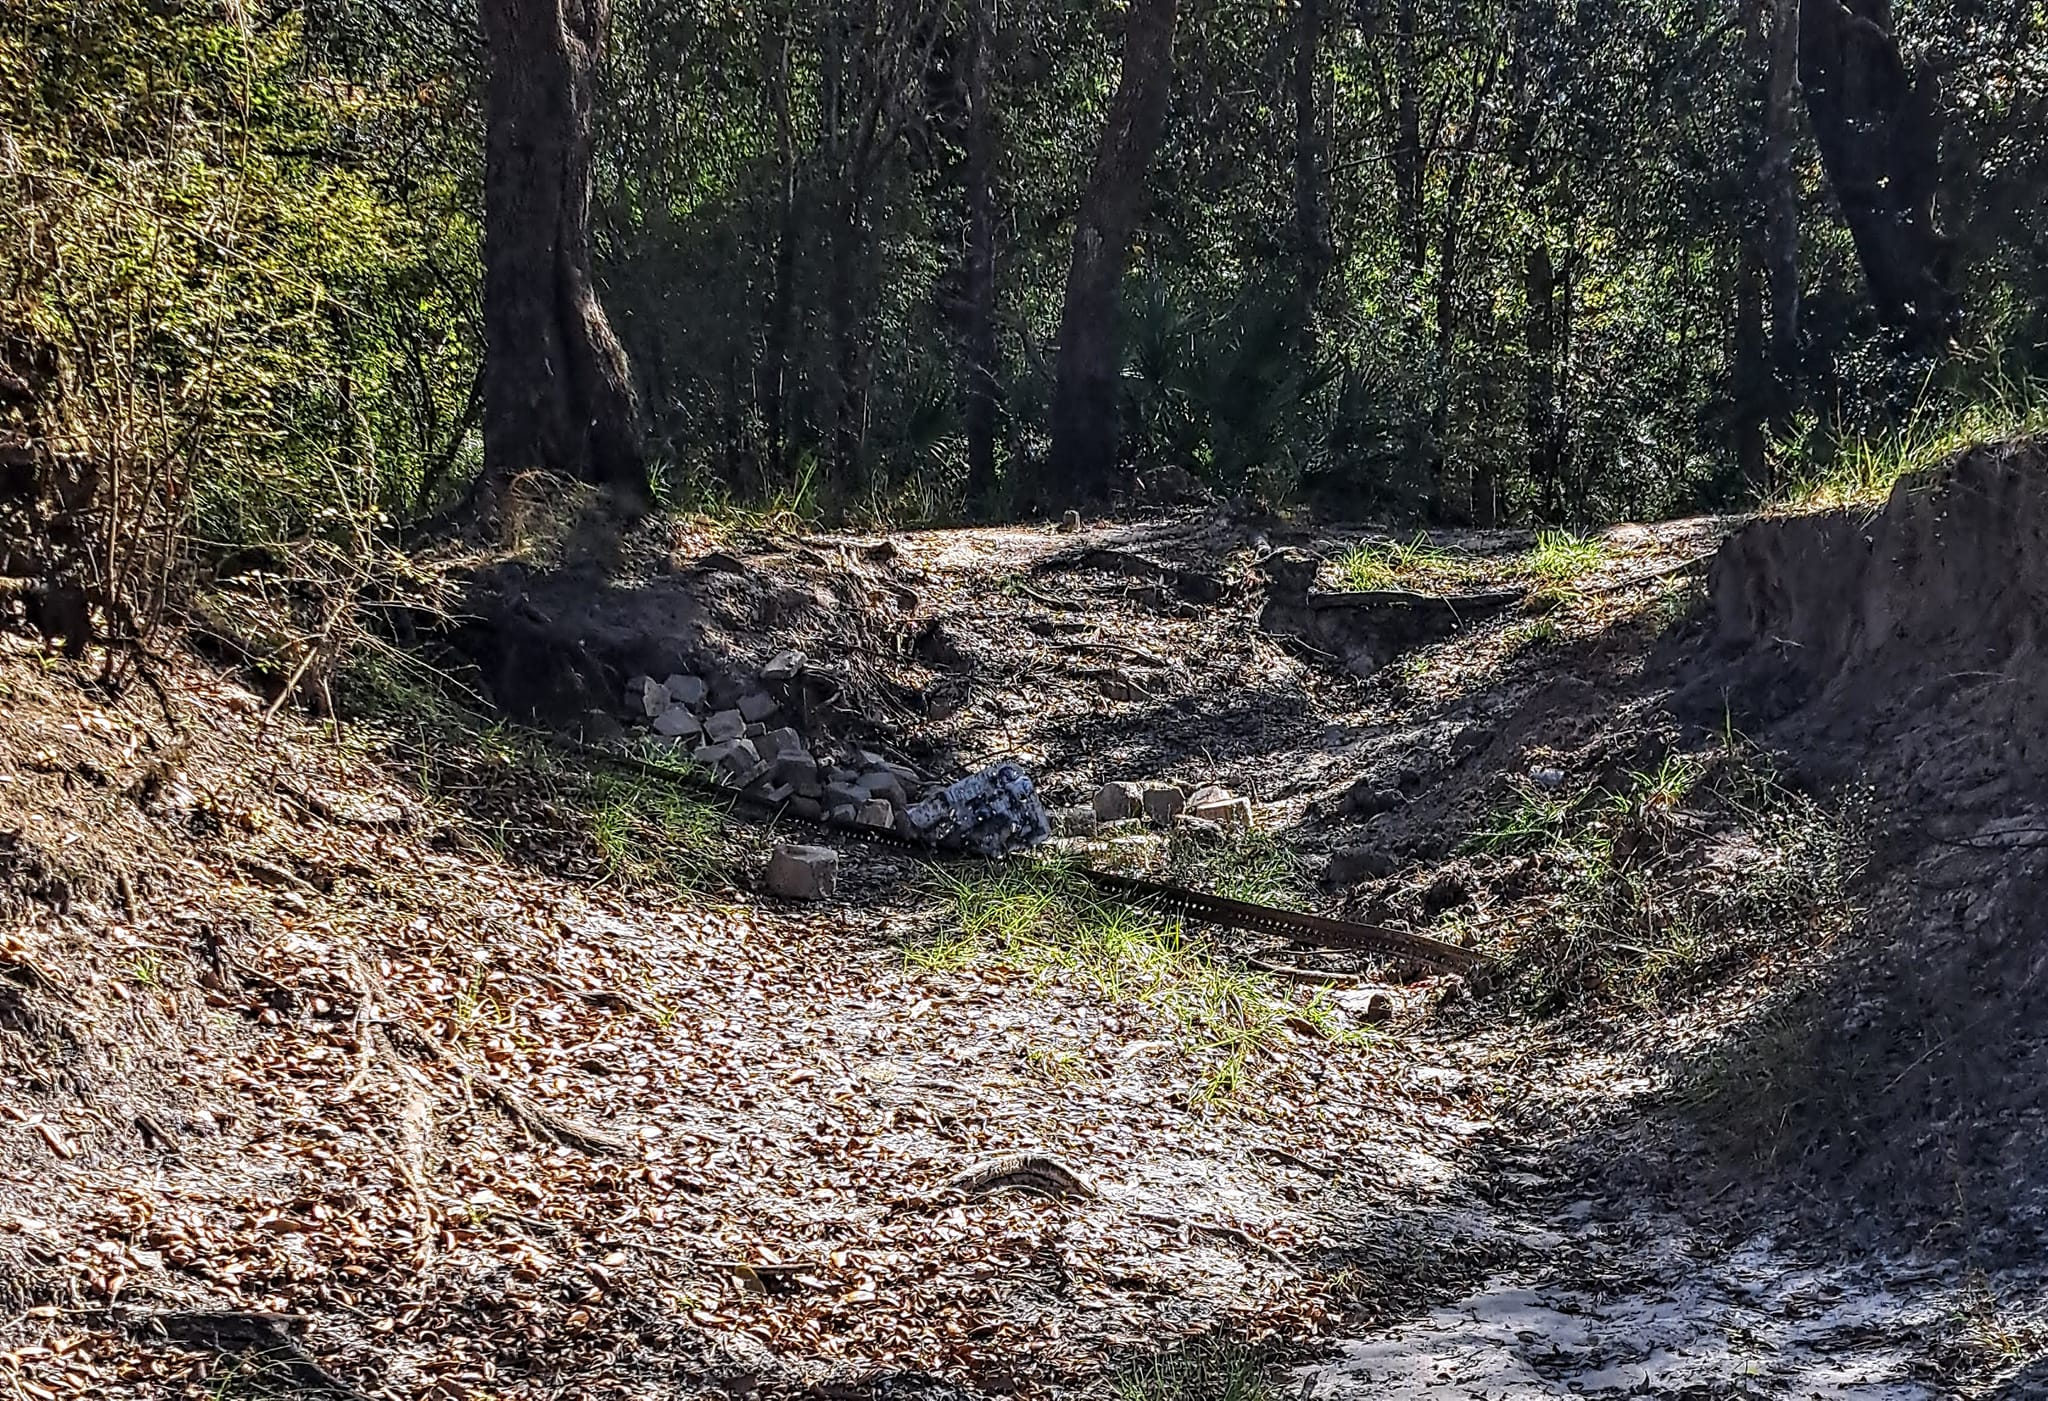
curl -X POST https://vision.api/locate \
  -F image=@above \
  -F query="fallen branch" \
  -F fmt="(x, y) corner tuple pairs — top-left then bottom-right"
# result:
(1251, 1145), (1338, 1179)
(944, 1153), (1096, 1201)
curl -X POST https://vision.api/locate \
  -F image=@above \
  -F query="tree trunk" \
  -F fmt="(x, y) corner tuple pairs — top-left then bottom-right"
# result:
(1391, 0), (1424, 283)
(1045, 0), (1180, 502)
(1523, 239), (1557, 523)
(960, 0), (1001, 512)
(1761, 0), (1802, 421)
(1292, 0), (1329, 333)
(1798, 0), (1957, 348)
(1735, 238), (1769, 498)
(762, 12), (799, 482)
(473, 0), (647, 527)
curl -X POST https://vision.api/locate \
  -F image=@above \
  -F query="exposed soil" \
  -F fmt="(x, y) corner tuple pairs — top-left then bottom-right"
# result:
(2, 450), (2047, 1398)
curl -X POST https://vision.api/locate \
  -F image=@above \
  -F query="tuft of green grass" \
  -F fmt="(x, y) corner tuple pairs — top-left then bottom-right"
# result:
(1464, 777), (1577, 856)
(1165, 827), (1304, 908)
(912, 861), (1353, 1104)
(1777, 367), (2048, 511)
(1117, 1336), (1281, 1401)
(1333, 533), (1482, 592)
(1519, 529), (1607, 588)
(1466, 745), (1860, 1014)
(585, 765), (725, 892)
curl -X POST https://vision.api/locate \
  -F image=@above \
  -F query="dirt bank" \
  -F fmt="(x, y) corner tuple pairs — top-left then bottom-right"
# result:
(1680, 441), (2048, 1264)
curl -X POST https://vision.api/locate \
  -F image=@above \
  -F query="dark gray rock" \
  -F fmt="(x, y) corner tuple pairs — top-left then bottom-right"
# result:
(662, 673), (708, 710)
(765, 844), (837, 900)
(1093, 781), (1144, 823)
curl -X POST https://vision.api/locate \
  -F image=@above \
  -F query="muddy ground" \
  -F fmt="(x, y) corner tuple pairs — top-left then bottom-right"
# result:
(2, 446), (2047, 1398)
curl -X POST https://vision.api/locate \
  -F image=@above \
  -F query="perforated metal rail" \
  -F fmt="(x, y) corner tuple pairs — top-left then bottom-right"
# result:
(561, 738), (1493, 976)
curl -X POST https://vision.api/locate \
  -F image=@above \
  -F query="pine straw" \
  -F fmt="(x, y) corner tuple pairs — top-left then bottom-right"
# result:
(0, 635), (1480, 1399)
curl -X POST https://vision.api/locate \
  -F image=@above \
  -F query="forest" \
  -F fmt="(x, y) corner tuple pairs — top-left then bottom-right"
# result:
(6, 0), (2047, 556)
(8, 2), (2048, 1398)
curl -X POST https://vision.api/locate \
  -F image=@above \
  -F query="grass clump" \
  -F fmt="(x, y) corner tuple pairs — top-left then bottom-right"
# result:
(1333, 529), (1609, 599)
(1165, 827), (1305, 908)
(1466, 745), (1859, 1014)
(1117, 1336), (1280, 1401)
(1332, 533), (1482, 592)
(1519, 529), (1607, 588)
(914, 861), (1352, 1104)
(582, 755), (727, 893)
(1778, 369), (2048, 512)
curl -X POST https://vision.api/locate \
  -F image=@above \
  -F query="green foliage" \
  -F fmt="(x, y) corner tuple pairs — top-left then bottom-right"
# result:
(1117, 1336), (1280, 1401)
(1333, 534), (1483, 592)
(914, 861), (1351, 1105)
(0, 0), (478, 558)
(1520, 530), (1608, 588)
(1470, 745), (1860, 1013)
(1777, 365), (2048, 511)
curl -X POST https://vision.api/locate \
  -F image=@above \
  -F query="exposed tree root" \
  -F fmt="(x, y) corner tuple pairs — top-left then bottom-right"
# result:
(142, 1311), (368, 1398)
(943, 1153), (1097, 1202)
(382, 1021), (636, 1158)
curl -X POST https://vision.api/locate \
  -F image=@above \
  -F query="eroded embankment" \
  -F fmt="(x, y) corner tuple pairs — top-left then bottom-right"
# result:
(1687, 440), (2048, 1263)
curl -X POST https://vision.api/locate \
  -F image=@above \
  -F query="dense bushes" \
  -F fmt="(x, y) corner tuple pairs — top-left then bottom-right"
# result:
(0, 0), (477, 585)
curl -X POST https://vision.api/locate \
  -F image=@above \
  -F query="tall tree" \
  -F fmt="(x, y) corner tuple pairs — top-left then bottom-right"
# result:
(1046, 0), (1180, 500)
(1292, 0), (1330, 332)
(959, 0), (1002, 510)
(1760, 0), (1801, 411)
(474, 0), (647, 524)
(1798, 0), (1957, 348)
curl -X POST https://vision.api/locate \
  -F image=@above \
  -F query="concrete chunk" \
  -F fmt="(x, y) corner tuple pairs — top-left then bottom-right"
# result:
(775, 752), (821, 793)
(1186, 793), (1254, 832)
(719, 738), (762, 775)
(651, 706), (702, 740)
(761, 649), (806, 682)
(662, 674), (708, 709)
(759, 727), (806, 759)
(692, 741), (738, 769)
(855, 799), (894, 828)
(704, 709), (747, 743)
(857, 771), (908, 809)
(765, 844), (838, 901)
(1141, 784), (1187, 826)
(736, 691), (779, 725)
(626, 676), (667, 717)
(1093, 781), (1144, 823)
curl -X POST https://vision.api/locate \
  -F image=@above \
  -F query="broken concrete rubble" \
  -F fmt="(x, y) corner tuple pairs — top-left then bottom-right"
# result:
(626, 675), (667, 717)
(703, 709), (746, 743)
(651, 707), (702, 740)
(663, 673), (708, 709)
(1186, 789), (1254, 831)
(737, 691), (779, 725)
(760, 649), (806, 682)
(764, 843), (837, 900)
(1093, 781), (1144, 823)
(759, 727), (805, 759)
(908, 762), (1051, 857)
(1141, 783), (1186, 825)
